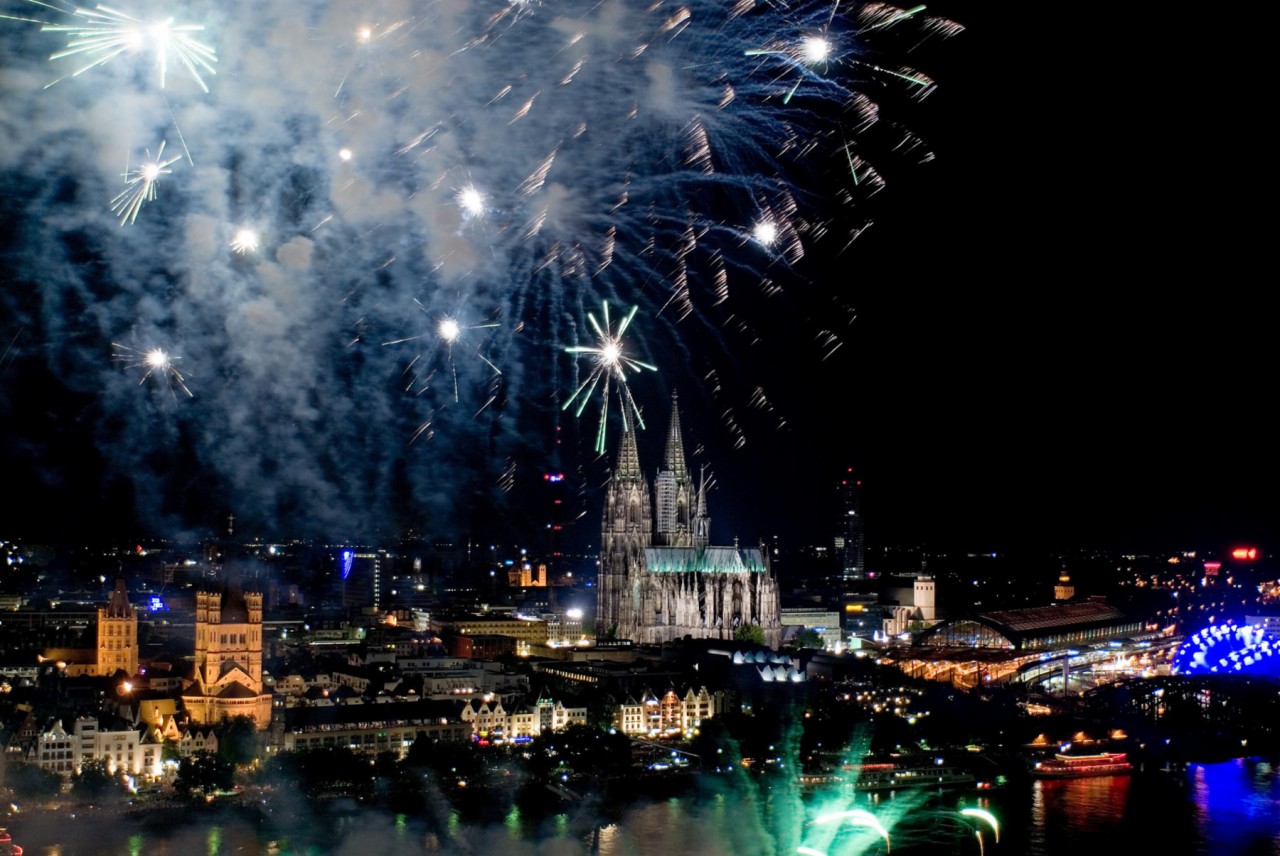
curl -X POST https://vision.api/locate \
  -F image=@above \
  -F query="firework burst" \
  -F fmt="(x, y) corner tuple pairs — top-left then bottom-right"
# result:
(230, 227), (259, 254)
(0, 0), (959, 536)
(112, 342), (193, 399)
(34, 2), (217, 91)
(383, 301), (501, 403)
(109, 141), (179, 226)
(563, 302), (657, 454)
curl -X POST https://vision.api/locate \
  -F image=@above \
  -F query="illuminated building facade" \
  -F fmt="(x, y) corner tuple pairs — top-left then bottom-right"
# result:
(182, 585), (273, 729)
(91, 579), (138, 678)
(915, 601), (1140, 652)
(596, 396), (781, 647)
(461, 691), (587, 739)
(615, 686), (726, 736)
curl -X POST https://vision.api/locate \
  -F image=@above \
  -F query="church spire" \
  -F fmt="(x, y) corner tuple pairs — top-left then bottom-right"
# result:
(615, 422), (643, 481)
(694, 466), (710, 550)
(663, 390), (690, 481)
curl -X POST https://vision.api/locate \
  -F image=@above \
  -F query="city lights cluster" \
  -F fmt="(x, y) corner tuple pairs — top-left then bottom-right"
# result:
(837, 684), (933, 725)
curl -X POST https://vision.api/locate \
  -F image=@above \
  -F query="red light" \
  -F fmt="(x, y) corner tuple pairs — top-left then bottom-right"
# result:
(1231, 547), (1259, 561)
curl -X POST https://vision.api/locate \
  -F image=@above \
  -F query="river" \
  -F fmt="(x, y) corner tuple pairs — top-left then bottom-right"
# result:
(11, 760), (1280, 855)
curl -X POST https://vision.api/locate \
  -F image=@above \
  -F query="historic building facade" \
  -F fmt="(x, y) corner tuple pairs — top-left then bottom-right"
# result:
(95, 579), (138, 677)
(596, 396), (782, 647)
(181, 584), (273, 728)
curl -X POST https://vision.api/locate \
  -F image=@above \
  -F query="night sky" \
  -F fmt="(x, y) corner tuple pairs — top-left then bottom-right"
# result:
(0, 1), (1268, 555)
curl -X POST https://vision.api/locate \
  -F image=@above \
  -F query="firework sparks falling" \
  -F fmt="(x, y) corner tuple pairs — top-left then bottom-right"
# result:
(109, 141), (179, 226)
(112, 343), (193, 399)
(35, 3), (217, 91)
(563, 302), (657, 454)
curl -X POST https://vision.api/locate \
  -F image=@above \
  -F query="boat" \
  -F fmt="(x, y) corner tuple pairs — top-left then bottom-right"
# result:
(0, 827), (23, 856)
(1031, 751), (1132, 779)
(800, 759), (976, 792)
(850, 761), (977, 792)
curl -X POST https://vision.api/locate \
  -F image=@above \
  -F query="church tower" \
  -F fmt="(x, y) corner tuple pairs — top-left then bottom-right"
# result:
(598, 425), (652, 638)
(183, 580), (272, 728)
(96, 579), (137, 677)
(654, 393), (694, 547)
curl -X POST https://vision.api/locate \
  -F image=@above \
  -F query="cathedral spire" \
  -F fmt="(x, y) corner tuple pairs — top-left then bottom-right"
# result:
(663, 391), (690, 481)
(694, 466), (710, 550)
(615, 422), (643, 481)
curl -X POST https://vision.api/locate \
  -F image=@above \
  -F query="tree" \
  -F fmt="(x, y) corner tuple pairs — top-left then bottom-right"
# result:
(792, 628), (823, 650)
(733, 624), (766, 645)
(71, 759), (124, 801)
(175, 751), (236, 796)
(4, 761), (63, 801)
(217, 715), (261, 767)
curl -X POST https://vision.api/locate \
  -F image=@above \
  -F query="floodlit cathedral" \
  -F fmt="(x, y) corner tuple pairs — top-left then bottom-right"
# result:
(597, 395), (782, 647)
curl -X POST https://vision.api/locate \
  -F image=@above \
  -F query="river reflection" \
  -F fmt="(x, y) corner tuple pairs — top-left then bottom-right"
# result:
(14, 762), (1280, 855)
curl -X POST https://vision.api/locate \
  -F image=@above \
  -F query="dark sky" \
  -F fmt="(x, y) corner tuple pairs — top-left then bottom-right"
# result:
(0, 1), (1269, 554)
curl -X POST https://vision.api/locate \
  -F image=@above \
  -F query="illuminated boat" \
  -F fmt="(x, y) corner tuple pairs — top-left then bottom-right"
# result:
(837, 760), (976, 792)
(0, 827), (23, 856)
(1031, 751), (1132, 779)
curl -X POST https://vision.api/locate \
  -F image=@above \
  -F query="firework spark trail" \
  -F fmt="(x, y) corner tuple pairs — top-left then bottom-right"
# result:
(0, 0), (957, 535)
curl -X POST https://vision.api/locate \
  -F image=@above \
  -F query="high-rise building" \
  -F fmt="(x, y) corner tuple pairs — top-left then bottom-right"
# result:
(182, 583), (273, 728)
(596, 395), (780, 646)
(95, 579), (137, 678)
(338, 548), (388, 609)
(835, 468), (865, 580)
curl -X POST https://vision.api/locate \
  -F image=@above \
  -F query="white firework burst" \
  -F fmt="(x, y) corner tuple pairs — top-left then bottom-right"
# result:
(563, 302), (657, 454)
(112, 342), (193, 398)
(39, 3), (217, 91)
(110, 141), (179, 226)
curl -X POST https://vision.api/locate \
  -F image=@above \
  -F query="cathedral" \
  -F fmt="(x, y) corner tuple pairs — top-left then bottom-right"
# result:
(596, 395), (782, 648)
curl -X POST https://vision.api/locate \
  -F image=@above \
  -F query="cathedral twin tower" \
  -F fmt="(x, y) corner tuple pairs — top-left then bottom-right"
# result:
(596, 395), (782, 648)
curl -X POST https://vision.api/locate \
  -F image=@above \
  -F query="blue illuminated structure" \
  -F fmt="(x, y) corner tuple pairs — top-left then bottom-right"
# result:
(1172, 622), (1280, 678)
(341, 549), (354, 581)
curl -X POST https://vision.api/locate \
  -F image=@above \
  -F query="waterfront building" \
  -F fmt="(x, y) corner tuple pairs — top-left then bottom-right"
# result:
(596, 395), (782, 647)
(277, 700), (470, 756)
(460, 691), (587, 740)
(615, 686), (726, 737)
(33, 716), (202, 781)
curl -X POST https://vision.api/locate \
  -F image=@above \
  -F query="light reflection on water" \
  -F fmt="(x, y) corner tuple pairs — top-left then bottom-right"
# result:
(16, 763), (1280, 856)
